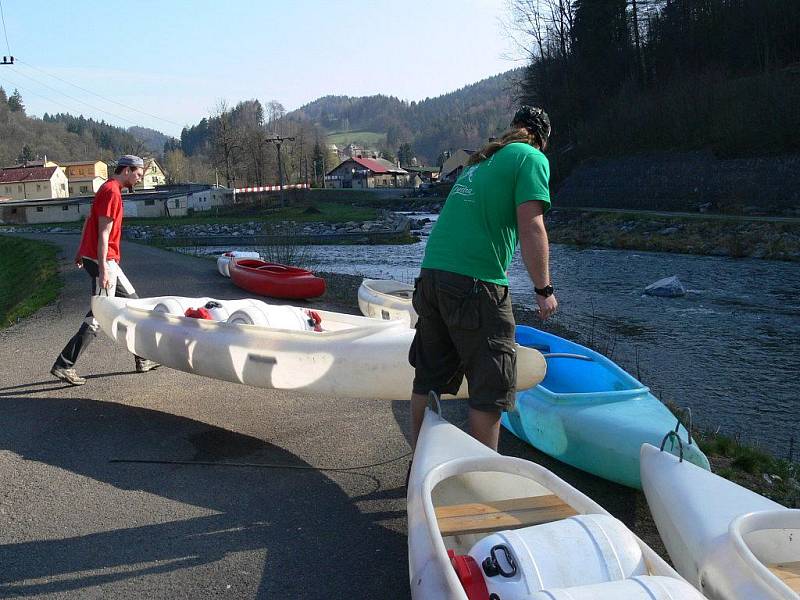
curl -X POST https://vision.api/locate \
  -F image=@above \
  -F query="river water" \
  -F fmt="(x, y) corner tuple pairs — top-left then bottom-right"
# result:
(187, 217), (800, 457)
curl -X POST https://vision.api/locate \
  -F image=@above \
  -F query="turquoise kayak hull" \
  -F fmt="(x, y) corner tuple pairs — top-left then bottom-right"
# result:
(502, 325), (710, 489)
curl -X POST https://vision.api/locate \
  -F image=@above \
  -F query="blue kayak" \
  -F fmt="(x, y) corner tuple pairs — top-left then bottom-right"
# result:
(503, 325), (710, 489)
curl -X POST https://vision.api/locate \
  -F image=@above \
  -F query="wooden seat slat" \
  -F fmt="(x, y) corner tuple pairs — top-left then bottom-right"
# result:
(435, 494), (577, 537)
(769, 561), (800, 593)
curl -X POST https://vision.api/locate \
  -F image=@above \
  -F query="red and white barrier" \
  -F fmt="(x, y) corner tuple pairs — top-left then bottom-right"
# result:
(234, 183), (310, 193)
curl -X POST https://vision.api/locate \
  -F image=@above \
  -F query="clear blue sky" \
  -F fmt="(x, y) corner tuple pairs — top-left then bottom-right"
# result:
(0, 0), (520, 137)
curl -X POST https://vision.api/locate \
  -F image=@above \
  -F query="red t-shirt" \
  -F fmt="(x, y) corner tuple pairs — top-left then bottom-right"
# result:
(78, 179), (124, 261)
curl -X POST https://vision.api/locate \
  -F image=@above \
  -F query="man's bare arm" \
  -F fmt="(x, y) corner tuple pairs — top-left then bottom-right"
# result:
(97, 216), (113, 289)
(517, 200), (558, 319)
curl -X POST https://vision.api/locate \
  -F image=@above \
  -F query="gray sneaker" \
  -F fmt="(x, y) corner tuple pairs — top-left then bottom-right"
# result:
(50, 365), (87, 386)
(135, 357), (160, 373)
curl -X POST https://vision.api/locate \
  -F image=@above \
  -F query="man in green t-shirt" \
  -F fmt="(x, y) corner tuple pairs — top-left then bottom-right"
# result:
(409, 106), (558, 451)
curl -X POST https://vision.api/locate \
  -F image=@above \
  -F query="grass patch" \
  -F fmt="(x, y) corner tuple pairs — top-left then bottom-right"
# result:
(661, 399), (799, 507)
(0, 235), (62, 328)
(326, 130), (387, 147)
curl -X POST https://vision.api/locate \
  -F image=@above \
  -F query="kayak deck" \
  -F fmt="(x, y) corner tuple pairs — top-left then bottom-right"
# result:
(435, 494), (578, 537)
(768, 561), (800, 593)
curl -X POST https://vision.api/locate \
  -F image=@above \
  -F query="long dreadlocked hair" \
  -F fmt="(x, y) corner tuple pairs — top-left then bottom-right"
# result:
(467, 106), (551, 167)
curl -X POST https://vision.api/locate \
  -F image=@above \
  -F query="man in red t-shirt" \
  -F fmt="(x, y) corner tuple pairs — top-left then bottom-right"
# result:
(51, 155), (160, 385)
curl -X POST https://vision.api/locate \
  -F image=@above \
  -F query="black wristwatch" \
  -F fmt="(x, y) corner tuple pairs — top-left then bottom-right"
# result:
(535, 284), (554, 298)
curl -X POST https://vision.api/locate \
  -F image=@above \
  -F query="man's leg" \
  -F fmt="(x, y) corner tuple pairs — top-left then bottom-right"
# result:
(468, 407), (502, 451)
(51, 259), (102, 385)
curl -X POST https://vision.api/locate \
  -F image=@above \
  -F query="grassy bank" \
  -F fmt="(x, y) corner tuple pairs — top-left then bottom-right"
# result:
(547, 209), (800, 261)
(126, 201), (378, 228)
(0, 235), (62, 328)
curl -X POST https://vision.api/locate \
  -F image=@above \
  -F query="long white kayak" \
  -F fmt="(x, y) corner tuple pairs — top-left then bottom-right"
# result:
(357, 278), (417, 327)
(641, 442), (800, 600)
(408, 404), (707, 599)
(91, 296), (546, 399)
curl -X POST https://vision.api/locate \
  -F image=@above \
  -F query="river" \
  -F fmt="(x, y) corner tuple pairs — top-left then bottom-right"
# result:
(185, 217), (800, 457)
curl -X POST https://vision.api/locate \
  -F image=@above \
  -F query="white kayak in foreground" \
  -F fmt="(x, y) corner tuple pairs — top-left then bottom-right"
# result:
(641, 442), (799, 600)
(91, 296), (546, 399)
(408, 404), (707, 599)
(357, 278), (417, 327)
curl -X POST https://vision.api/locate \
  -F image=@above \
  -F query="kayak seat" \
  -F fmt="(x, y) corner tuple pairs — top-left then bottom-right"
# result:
(435, 494), (577, 537)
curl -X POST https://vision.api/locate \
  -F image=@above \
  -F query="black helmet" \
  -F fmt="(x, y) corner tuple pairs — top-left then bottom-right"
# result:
(511, 105), (551, 140)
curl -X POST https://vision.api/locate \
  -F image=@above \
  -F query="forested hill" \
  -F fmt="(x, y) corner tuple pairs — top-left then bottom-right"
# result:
(0, 86), (168, 167)
(0, 85), (180, 168)
(289, 68), (524, 162)
(127, 126), (176, 155)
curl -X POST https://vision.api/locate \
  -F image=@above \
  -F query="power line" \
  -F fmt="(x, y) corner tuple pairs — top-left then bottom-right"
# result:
(0, 72), (139, 127)
(14, 58), (182, 128)
(0, 0), (11, 58)
(4, 66), (144, 127)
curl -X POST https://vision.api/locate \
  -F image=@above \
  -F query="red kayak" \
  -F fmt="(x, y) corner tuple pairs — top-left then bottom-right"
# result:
(229, 258), (326, 299)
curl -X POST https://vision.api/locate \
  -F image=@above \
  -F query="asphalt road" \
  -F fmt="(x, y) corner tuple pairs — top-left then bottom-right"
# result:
(0, 235), (648, 599)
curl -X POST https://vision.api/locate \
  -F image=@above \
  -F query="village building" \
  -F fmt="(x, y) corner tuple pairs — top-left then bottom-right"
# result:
(439, 149), (475, 182)
(403, 165), (440, 188)
(61, 160), (108, 196)
(325, 156), (410, 189)
(0, 184), (233, 225)
(133, 159), (167, 191)
(0, 165), (69, 201)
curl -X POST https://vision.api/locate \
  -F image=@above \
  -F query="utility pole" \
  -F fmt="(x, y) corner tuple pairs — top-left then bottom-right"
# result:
(265, 134), (295, 206)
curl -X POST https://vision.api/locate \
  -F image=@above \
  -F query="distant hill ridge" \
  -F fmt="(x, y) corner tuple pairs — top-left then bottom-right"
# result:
(289, 68), (523, 162)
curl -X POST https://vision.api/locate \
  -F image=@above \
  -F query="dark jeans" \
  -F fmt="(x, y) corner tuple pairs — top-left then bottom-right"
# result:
(54, 258), (139, 369)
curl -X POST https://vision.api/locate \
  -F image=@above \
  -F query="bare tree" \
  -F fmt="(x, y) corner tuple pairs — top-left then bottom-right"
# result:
(210, 99), (241, 187)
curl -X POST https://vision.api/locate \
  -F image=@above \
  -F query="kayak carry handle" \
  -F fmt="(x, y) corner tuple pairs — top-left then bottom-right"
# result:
(659, 430), (684, 462)
(541, 353), (593, 361)
(482, 544), (517, 578)
(674, 406), (694, 446)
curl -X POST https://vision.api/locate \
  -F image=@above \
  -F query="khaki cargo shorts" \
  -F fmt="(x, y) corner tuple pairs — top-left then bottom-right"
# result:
(409, 268), (517, 412)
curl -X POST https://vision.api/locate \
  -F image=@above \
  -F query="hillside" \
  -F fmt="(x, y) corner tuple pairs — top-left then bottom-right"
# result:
(128, 126), (177, 156)
(0, 87), (158, 167)
(289, 68), (524, 162)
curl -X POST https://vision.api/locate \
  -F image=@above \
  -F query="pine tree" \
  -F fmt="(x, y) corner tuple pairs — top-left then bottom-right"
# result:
(17, 145), (35, 163)
(398, 142), (414, 166)
(8, 89), (25, 113)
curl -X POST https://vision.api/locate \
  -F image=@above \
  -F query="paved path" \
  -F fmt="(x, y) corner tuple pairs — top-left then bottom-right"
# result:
(0, 235), (645, 599)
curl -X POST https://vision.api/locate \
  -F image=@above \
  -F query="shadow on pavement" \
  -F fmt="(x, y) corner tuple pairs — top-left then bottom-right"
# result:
(0, 396), (409, 599)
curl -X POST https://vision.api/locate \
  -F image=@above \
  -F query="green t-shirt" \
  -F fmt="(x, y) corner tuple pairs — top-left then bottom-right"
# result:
(422, 143), (551, 286)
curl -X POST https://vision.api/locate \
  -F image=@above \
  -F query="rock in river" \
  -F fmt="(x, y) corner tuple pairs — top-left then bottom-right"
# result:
(644, 275), (686, 297)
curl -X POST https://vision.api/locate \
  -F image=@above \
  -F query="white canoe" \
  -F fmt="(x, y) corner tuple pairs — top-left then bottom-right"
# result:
(408, 405), (707, 599)
(91, 296), (546, 399)
(641, 442), (800, 600)
(217, 250), (260, 277)
(357, 278), (417, 327)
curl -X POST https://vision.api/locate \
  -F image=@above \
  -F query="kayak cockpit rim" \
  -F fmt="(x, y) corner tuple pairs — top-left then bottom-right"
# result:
(123, 303), (408, 338)
(418, 455), (686, 591)
(531, 386), (652, 403)
(729, 509), (800, 599)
